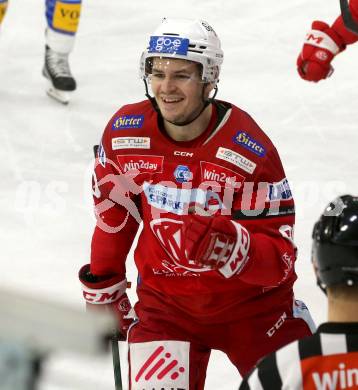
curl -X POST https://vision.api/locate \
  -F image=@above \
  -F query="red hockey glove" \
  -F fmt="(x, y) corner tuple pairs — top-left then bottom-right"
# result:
(182, 215), (251, 278)
(297, 21), (345, 82)
(79, 264), (134, 340)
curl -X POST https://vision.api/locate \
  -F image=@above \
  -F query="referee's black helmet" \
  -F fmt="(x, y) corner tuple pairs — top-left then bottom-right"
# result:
(312, 195), (358, 291)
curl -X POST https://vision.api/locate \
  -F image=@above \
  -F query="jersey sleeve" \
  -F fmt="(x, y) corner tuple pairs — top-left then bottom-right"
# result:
(232, 145), (296, 288)
(332, 0), (358, 45)
(90, 118), (142, 278)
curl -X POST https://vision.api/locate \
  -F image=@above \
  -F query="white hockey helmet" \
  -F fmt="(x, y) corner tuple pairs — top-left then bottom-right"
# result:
(140, 18), (224, 84)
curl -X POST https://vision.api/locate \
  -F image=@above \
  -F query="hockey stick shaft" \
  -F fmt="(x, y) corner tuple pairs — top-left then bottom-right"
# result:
(111, 336), (123, 390)
(340, 0), (358, 35)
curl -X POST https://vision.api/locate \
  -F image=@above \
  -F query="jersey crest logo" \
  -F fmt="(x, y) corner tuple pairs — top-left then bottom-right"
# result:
(174, 165), (193, 183)
(150, 218), (212, 273)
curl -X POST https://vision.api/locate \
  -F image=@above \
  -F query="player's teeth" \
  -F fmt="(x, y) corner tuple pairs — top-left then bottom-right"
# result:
(163, 98), (181, 103)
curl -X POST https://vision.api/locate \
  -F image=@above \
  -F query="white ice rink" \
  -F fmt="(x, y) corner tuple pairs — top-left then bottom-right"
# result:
(1, 0), (357, 389)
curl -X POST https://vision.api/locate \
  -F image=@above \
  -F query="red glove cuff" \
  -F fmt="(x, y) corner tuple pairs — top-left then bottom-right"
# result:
(79, 264), (127, 305)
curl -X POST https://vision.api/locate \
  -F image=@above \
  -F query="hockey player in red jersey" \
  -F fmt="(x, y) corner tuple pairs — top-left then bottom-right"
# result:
(239, 195), (358, 390)
(79, 18), (315, 389)
(297, 0), (358, 82)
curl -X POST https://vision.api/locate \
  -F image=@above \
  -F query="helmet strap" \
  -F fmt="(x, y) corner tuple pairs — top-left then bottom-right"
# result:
(143, 78), (159, 111)
(317, 280), (328, 295)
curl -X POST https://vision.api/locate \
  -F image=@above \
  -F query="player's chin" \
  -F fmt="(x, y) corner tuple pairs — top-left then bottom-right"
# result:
(160, 108), (186, 123)
(163, 114), (185, 125)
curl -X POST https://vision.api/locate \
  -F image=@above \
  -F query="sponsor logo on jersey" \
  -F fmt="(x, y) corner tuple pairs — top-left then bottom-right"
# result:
(301, 356), (358, 389)
(142, 182), (226, 215)
(215, 147), (256, 174)
(112, 115), (144, 130)
(200, 161), (244, 189)
(112, 137), (150, 150)
(116, 155), (164, 174)
(232, 131), (266, 157)
(130, 340), (189, 389)
(174, 150), (194, 157)
(97, 142), (106, 167)
(174, 165), (193, 183)
(149, 35), (189, 55)
(267, 178), (292, 201)
(143, 183), (187, 214)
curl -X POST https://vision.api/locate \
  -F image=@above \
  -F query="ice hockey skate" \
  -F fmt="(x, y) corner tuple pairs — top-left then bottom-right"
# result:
(42, 45), (76, 104)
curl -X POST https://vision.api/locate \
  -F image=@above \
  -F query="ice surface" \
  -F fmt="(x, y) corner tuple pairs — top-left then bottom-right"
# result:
(1, 0), (357, 388)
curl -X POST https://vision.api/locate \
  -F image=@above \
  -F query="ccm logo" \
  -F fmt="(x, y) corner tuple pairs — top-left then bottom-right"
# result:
(174, 151), (193, 157)
(306, 33), (323, 44)
(266, 312), (287, 337)
(83, 290), (120, 304)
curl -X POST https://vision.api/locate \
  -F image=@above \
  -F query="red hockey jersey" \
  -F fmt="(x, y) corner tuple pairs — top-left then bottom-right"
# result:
(90, 99), (297, 321)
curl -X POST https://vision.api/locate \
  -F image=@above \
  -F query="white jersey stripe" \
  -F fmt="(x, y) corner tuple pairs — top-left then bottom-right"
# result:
(247, 366), (264, 390)
(320, 333), (347, 355)
(276, 341), (303, 389)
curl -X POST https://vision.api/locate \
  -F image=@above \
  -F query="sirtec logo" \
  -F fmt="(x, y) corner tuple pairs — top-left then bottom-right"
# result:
(232, 131), (266, 157)
(112, 115), (144, 130)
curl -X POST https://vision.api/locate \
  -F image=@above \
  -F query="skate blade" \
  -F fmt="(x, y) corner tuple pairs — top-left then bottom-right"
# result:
(46, 86), (72, 105)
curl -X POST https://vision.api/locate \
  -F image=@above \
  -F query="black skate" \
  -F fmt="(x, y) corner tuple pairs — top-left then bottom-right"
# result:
(42, 45), (77, 104)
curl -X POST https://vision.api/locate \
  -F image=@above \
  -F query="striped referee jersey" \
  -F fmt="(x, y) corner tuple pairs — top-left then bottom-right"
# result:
(239, 322), (358, 390)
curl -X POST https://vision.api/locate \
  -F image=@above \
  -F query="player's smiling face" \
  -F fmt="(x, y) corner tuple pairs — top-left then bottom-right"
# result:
(149, 58), (208, 125)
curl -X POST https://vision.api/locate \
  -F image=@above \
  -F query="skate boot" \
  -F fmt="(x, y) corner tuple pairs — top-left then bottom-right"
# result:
(42, 45), (76, 104)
